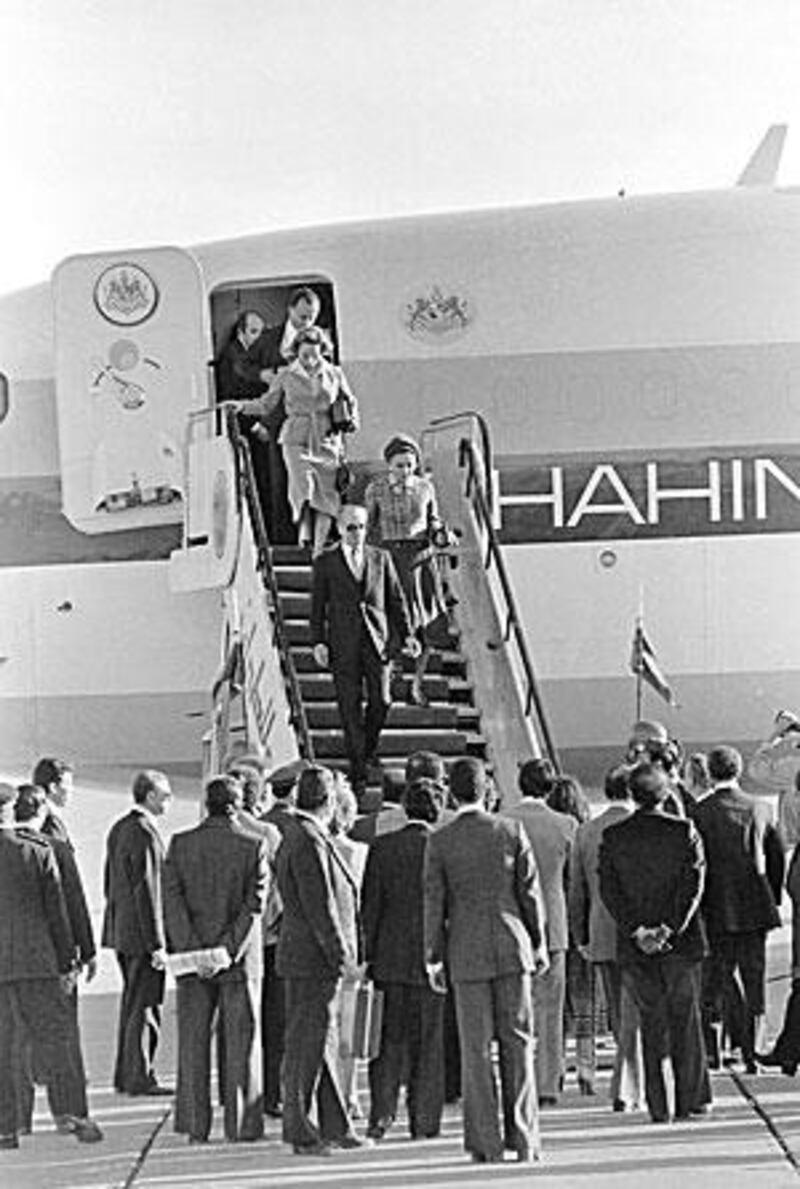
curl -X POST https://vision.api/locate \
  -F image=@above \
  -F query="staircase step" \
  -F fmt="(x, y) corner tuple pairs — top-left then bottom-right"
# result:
(310, 729), (483, 759)
(298, 673), (453, 703)
(431, 650), (468, 678)
(274, 568), (312, 593)
(291, 646), (469, 678)
(271, 545), (310, 566)
(279, 593), (311, 619)
(306, 704), (459, 730)
(285, 621), (313, 646)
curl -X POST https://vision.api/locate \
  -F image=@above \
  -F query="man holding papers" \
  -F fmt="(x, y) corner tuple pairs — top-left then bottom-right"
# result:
(164, 776), (269, 1144)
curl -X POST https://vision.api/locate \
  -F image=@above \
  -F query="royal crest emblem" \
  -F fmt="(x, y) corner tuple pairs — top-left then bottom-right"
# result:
(403, 285), (473, 340)
(93, 262), (159, 327)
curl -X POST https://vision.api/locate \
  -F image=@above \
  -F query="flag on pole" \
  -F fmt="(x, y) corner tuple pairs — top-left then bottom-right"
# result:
(630, 620), (678, 707)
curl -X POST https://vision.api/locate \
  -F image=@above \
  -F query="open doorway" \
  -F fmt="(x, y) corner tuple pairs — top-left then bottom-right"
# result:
(210, 278), (338, 544)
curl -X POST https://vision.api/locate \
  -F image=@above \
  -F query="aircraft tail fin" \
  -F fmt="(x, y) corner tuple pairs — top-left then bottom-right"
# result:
(736, 124), (787, 187)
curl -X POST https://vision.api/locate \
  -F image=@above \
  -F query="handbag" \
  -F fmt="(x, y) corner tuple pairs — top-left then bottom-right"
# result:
(335, 441), (354, 497)
(329, 388), (357, 435)
(339, 980), (384, 1060)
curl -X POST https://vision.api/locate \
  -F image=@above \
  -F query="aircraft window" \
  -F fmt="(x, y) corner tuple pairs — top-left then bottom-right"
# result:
(0, 373), (7, 423)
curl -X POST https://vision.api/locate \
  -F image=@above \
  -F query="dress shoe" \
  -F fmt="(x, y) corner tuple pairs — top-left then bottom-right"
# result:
(469, 1151), (503, 1163)
(676, 1103), (712, 1120)
(188, 1135), (208, 1145)
(129, 1083), (174, 1097)
(54, 1115), (104, 1143)
(538, 1095), (558, 1107)
(331, 1133), (374, 1150)
(757, 1050), (798, 1075)
(649, 1113), (670, 1124)
(578, 1075), (596, 1096)
(0, 1134), (18, 1150)
(516, 1148), (542, 1163)
(264, 1103), (282, 1118)
(292, 1140), (332, 1157)
(366, 1121), (389, 1140)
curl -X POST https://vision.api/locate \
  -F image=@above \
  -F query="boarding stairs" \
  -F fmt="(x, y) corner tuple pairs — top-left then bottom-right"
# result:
(270, 544), (488, 794)
(170, 407), (558, 803)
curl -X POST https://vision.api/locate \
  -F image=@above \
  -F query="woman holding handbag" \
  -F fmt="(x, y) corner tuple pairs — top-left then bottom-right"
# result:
(231, 326), (359, 556)
(365, 435), (454, 705)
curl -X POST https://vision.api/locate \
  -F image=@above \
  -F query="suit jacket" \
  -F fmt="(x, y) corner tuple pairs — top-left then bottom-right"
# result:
(164, 815), (268, 982)
(101, 808), (166, 956)
(275, 811), (360, 980)
(424, 808), (544, 982)
(235, 809), (283, 944)
(0, 828), (73, 981)
(505, 798), (576, 952)
(17, 826), (95, 965)
(598, 808), (707, 964)
(692, 783), (783, 936)
(215, 333), (271, 402)
(362, 821), (432, 985)
(41, 806), (72, 848)
(568, 803), (633, 963)
(310, 543), (412, 670)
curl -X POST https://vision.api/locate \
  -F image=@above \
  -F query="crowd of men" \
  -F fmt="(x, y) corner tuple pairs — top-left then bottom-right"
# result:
(0, 724), (795, 1163)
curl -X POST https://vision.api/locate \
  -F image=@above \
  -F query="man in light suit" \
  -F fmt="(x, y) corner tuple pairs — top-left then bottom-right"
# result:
(692, 745), (784, 1073)
(276, 765), (368, 1156)
(568, 764), (642, 1112)
(311, 503), (418, 795)
(506, 757), (577, 1105)
(102, 769), (173, 1096)
(599, 762), (710, 1123)
(425, 757), (547, 1165)
(164, 776), (269, 1144)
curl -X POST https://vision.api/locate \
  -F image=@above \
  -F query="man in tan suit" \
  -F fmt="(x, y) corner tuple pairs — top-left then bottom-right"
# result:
(568, 765), (642, 1112)
(424, 757), (547, 1164)
(506, 758), (576, 1105)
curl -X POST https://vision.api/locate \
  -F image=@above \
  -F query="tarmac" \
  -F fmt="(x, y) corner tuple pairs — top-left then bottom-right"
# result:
(1, 767), (799, 1187)
(1, 978), (798, 1189)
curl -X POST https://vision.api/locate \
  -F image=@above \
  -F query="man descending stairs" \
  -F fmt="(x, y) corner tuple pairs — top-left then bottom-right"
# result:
(272, 546), (488, 806)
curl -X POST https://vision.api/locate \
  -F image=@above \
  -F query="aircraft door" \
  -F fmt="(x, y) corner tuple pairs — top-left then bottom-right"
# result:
(52, 247), (213, 534)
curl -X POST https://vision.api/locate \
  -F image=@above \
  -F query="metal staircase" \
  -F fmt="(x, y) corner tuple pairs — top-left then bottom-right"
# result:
(271, 544), (489, 794)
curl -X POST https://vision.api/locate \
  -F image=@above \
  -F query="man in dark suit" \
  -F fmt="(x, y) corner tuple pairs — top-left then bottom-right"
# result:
(32, 756), (74, 846)
(0, 783), (102, 1149)
(102, 769), (173, 1097)
(692, 745), (784, 1073)
(13, 784), (97, 1135)
(599, 761), (710, 1123)
(164, 775), (268, 1144)
(362, 777), (445, 1141)
(424, 757), (547, 1165)
(311, 502), (418, 795)
(258, 758), (310, 1117)
(276, 765), (368, 1156)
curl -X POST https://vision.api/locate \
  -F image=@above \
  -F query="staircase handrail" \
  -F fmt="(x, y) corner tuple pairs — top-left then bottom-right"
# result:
(225, 409), (315, 761)
(422, 412), (560, 773)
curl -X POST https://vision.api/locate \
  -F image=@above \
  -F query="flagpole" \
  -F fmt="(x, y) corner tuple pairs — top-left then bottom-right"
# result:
(635, 586), (645, 723)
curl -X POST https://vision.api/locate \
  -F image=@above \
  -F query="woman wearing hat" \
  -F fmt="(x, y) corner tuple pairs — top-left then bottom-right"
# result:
(230, 326), (359, 556)
(364, 435), (453, 705)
